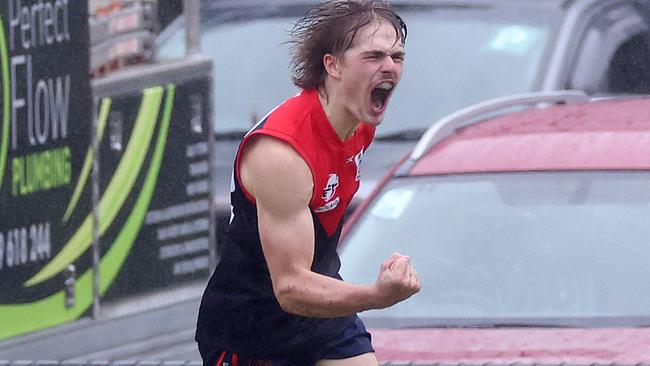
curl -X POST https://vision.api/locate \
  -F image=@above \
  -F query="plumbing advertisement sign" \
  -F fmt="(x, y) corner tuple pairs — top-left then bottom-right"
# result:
(0, 0), (214, 341)
(0, 0), (93, 338)
(96, 76), (213, 302)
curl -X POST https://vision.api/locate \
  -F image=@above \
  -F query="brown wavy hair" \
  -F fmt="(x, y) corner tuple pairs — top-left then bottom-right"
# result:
(288, 1), (407, 90)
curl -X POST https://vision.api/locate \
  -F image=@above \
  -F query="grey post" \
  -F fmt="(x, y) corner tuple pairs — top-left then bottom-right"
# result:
(92, 97), (102, 318)
(184, 0), (201, 55)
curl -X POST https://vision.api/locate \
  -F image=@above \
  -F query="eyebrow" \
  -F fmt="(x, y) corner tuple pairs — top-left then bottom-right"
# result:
(363, 50), (406, 58)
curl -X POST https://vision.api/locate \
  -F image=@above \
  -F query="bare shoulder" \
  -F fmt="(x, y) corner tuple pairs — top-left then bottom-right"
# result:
(240, 135), (314, 207)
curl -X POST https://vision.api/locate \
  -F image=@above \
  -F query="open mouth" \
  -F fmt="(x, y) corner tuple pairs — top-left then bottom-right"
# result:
(370, 82), (394, 113)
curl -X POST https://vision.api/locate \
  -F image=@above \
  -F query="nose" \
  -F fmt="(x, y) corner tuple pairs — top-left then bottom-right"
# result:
(380, 55), (400, 77)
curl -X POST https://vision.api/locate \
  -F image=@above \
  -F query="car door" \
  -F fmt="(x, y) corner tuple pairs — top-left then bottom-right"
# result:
(567, 0), (650, 94)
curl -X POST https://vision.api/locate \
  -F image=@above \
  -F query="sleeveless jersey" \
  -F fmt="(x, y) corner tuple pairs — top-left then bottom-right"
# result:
(196, 89), (375, 358)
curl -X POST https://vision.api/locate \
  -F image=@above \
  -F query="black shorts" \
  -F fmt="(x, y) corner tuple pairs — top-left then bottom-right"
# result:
(199, 317), (374, 366)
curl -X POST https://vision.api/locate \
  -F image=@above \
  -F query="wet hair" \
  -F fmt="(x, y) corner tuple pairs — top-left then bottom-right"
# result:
(288, 0), (407, 90)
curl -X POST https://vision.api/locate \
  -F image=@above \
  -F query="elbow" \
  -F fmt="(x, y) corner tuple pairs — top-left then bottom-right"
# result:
(273, 281), (304, 315)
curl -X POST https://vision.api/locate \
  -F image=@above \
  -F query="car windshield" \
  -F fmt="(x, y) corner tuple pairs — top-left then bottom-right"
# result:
(339, 172), (650, 328)
(156, 6), (558, 136)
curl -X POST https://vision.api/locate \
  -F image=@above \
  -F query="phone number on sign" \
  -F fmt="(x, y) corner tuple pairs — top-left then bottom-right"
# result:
(0, 222), (51, 271)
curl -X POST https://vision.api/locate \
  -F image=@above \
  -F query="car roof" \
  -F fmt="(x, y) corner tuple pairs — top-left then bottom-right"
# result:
(203, 0), (569, 10)
(194, 0), (570, 32)
(198, 0), (575, 18)
(406, 95), (650, 176)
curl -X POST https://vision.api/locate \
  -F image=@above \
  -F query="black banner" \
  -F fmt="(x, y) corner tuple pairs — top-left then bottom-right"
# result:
(0, 1), (213, 340)
(0, 0), (92, 304)
(99, 76), (213, 301)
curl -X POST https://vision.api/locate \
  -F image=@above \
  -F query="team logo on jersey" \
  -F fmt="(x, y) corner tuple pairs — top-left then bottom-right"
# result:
(315, 196), (340, 213)
(322, 173), (339, 202)
(316, 174), (340, 213)
(346, 147), (365, 181)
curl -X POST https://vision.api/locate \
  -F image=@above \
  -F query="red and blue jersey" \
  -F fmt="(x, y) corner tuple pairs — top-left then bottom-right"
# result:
(196, 89), (374, 358)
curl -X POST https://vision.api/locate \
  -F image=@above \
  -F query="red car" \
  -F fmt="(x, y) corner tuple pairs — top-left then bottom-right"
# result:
(339, 91), (650, 364)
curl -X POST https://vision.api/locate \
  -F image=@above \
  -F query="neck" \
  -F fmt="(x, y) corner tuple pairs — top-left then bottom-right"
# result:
(317, 87), (360, 141)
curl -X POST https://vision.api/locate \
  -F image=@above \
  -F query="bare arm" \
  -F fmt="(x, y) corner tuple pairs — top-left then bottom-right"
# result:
(240, 135), (420, 318)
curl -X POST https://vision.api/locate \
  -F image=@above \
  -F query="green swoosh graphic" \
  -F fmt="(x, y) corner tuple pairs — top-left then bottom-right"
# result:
(0, 84), (175, 340)
(62, 98), (112, 223)
(99, 84), (173, 290)
(25, 87), (163, 287)
(0, 17), (11, 199)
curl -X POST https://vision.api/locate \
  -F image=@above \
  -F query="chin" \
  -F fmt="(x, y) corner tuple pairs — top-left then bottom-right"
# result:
(363, 114), (385, 127)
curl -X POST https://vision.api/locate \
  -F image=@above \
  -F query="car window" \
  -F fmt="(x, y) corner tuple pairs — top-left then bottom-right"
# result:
(569, 3), (650, 94)
(157, 17), (299, 134)
(606, 33), (650, 93)
(383, 8), (556, 134)
(340, 171), (650, 326)
(156, 6), (558, 136)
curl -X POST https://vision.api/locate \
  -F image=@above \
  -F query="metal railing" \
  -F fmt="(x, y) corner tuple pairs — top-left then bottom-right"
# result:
(410, 90), (590, 161)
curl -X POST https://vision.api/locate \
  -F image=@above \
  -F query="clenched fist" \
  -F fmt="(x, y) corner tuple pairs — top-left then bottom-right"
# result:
(373, 252), (421, 309)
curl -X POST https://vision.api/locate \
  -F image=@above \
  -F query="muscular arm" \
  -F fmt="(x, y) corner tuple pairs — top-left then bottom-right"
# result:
(240, 135), (419, 318)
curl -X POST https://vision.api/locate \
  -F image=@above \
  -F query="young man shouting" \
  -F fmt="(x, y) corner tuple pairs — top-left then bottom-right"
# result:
(196, 2), (420, 365)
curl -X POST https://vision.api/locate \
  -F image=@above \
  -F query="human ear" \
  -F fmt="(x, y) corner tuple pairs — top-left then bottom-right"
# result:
(323, 53), (343, 80)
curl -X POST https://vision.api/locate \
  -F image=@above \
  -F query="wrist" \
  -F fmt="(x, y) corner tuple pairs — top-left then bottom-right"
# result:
(364, 283), (386, 311)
